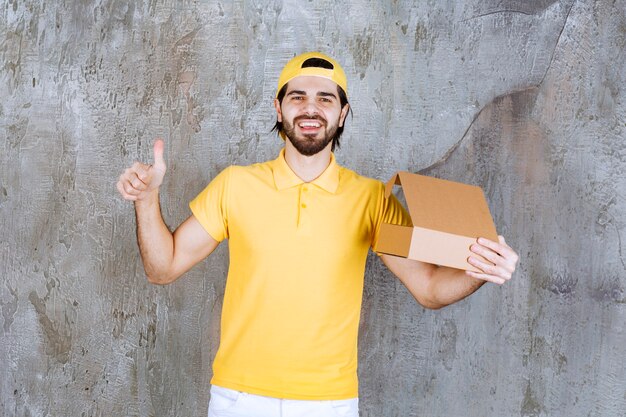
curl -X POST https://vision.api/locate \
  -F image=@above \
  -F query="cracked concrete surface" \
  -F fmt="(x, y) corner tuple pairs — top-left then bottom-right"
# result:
(1, 0), (625, 416)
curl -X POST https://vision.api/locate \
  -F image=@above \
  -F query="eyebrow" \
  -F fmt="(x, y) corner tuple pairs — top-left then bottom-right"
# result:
(286, 90), (338, 99)
(286, 90), (307, 97)
(317, 91), (338, 99)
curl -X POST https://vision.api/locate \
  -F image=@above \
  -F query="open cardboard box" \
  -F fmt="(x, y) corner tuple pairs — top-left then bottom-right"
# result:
(374, 172), (498, 272)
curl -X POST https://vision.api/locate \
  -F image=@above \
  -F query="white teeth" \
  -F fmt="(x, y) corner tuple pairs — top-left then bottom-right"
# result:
(299, 122), (321, 128)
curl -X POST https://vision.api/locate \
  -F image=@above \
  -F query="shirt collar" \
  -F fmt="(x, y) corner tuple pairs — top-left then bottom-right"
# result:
(272, 149), (340, 194)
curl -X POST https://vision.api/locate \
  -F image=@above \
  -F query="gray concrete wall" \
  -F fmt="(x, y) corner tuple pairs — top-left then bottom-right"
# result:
(1, 0), (624, 416)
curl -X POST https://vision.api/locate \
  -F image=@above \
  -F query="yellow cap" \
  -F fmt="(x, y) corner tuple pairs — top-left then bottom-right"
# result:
(276, 52), (348, 98)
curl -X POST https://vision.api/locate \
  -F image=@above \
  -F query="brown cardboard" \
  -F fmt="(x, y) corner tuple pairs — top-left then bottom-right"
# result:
(374, 171), (498, 272)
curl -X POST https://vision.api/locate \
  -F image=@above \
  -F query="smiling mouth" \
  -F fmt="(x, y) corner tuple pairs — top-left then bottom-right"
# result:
(298, 121), (322, 128)
(295, 115), (326, 131)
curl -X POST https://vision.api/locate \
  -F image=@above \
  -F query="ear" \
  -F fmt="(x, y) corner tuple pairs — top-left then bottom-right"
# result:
(274, 98), (282, 122)
(338, 103), (350, 127)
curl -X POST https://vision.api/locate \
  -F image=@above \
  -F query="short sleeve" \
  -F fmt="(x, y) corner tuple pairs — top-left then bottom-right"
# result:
(189, 166), (232, 242)
(371, 182), (412, 248)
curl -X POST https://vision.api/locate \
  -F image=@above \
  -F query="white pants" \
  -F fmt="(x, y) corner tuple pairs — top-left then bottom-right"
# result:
(207, 385), (359, 417)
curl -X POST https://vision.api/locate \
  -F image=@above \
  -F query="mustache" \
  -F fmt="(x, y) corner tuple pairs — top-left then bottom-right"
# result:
(293, 114), (327, 125)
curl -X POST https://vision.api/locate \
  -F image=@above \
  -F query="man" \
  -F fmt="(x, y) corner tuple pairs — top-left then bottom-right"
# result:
(117, 52), (518, 417)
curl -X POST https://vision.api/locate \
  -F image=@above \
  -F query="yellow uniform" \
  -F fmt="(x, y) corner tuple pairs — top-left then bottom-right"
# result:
(190, 150), (411, 400)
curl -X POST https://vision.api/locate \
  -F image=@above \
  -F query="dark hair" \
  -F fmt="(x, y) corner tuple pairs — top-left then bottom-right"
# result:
(301, 57), (334, 70)
(272, 84), (351, 151)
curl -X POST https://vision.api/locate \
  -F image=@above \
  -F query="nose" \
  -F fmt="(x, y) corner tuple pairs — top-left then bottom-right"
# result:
(302, 97), (319, 116)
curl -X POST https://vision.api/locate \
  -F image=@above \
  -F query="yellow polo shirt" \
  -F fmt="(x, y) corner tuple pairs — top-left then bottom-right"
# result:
(189, 150), (411, 400)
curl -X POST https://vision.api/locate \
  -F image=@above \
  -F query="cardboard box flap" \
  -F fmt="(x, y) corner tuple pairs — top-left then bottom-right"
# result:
(386, 171), (498, 240)
(384, 172), (402, 198)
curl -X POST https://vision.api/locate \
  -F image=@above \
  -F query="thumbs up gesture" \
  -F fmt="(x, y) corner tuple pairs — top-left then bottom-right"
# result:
(117, 139), (167, 201)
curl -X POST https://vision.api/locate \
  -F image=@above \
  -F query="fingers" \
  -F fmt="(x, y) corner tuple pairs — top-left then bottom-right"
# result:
(476, 236), (517, 260)
(134, 163), (151, 185)
(467, 255), (512, 283)
(116, 180), (137, 201)
(117, 140), (167, 201)
(116, 162), (153, 201)
(469, 242), (501, 265)
(465, 270), (508, 285)
(467, 235), (520, 285)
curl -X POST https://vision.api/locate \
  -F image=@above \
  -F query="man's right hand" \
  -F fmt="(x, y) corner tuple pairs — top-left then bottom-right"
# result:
(117, 139), (167, 201)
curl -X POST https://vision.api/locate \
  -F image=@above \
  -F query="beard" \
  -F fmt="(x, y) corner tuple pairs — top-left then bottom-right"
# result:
(282, 114), (340, 156)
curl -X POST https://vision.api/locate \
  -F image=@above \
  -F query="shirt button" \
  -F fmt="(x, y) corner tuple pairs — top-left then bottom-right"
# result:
(301, 203), (306, 208)
(302, 187), (308, 192)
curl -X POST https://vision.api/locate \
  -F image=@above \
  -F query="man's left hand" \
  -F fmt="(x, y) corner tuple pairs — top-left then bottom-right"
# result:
(466, 236), (519, 285)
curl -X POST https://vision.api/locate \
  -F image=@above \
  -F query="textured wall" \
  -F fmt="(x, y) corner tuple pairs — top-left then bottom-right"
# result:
(1, 0), (625, 416)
